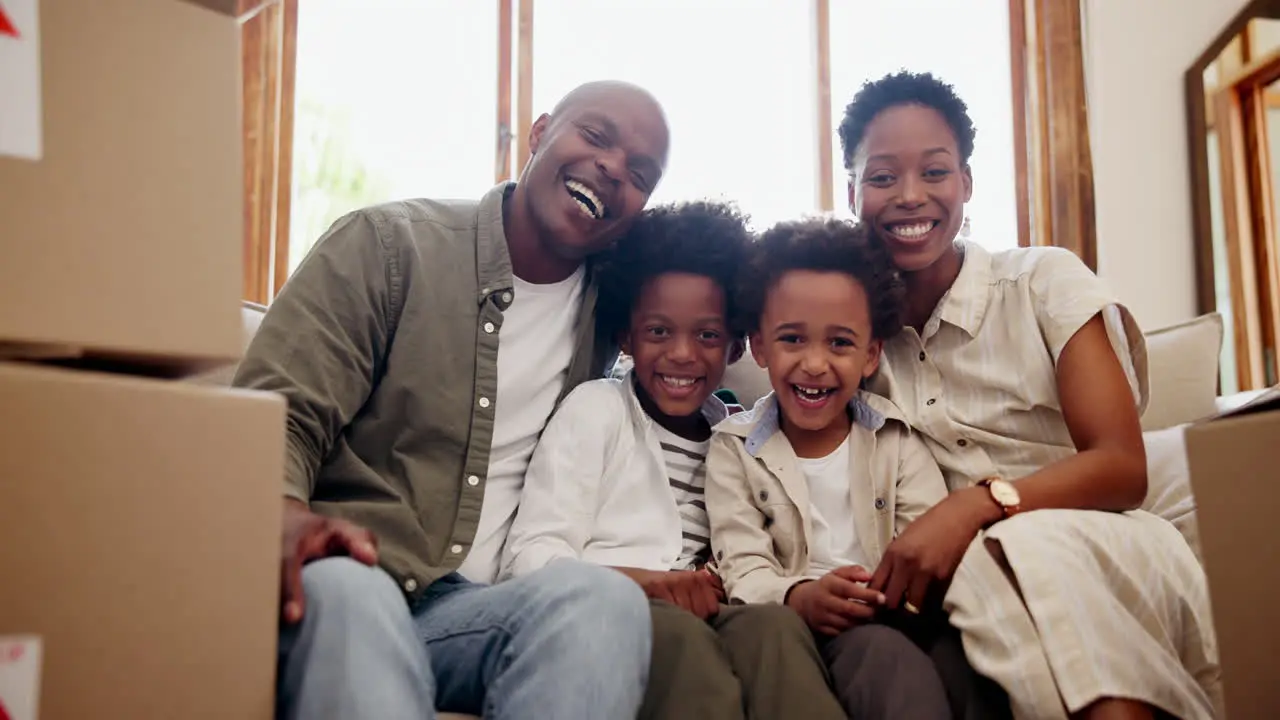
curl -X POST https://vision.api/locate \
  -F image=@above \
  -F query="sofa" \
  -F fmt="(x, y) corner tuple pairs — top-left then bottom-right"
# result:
(200, 303), (1258, 718)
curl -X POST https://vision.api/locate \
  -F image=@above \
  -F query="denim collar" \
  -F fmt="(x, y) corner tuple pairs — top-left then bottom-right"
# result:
(735, 391), (898, 458)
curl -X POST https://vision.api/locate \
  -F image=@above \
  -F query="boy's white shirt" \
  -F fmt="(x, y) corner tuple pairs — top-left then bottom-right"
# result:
(706, 390), (948, 605)
(499, 373), (731, 580)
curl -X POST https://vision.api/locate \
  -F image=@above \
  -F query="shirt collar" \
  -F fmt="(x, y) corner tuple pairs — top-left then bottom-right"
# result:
(934, 240), (994, 338)
(742, 391), (889, 458)
(621, 371), (732, 430)
(475, 182), (517, 307)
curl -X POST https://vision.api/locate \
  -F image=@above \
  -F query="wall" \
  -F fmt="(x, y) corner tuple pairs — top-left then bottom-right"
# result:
(1084, 0), (1250, 331)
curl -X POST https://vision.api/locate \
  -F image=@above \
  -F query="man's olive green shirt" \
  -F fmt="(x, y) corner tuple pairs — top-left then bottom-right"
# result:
(233, 183), (613, 603)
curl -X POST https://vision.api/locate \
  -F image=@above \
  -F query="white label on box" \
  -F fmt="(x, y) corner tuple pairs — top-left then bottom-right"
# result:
(0, 0), (42, 161)
(0, 636), (42, 720)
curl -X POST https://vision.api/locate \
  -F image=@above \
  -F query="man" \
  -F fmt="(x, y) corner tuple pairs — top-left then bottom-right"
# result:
(234, 81), (670, 720)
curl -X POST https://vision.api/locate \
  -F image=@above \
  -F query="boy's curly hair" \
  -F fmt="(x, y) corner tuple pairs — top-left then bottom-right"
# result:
(595, 200), (752, 341)
(838, 70), (977, 170)
(738, 218), (904, 341)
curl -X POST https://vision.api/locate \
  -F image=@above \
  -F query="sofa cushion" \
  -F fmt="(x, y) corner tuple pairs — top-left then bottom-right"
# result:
(1140, 312), (1224, 431)
(1140, 424), (1202, 562)
(185, 302), (267, 387)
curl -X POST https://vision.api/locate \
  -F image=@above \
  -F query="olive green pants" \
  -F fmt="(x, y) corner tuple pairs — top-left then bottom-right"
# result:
(639, 600), (844, 720)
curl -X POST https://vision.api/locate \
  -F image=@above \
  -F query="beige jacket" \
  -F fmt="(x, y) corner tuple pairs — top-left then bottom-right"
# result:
(706, 390), (947, 605)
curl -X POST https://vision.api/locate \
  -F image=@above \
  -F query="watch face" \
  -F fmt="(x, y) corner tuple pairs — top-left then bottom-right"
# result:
(990, 480), (1021, 507)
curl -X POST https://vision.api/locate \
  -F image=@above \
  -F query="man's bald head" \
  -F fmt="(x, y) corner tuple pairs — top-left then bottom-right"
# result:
(551, 80), (665, 121)
(514, 80), (670, 266)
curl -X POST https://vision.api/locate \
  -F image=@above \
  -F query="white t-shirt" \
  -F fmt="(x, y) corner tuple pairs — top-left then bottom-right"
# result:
(456, 265), (586, 583)
(799, 437), (869, 576)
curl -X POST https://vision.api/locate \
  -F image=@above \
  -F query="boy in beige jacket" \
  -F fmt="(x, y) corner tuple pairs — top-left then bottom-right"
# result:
(706, 218), (952, 719)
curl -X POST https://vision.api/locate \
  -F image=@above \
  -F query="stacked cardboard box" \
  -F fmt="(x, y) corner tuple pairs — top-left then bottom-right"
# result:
(1185, 387), (1280, 717)
(0, 2), (283, 718)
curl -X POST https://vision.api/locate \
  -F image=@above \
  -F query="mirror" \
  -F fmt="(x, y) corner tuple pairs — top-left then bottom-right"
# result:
(1187, 0), (1280, 393)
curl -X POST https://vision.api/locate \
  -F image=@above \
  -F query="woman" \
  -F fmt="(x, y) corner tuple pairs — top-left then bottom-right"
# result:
(841, 71), (1221, 720)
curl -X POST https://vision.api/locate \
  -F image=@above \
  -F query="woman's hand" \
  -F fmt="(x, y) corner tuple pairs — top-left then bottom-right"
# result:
(870, 487), (1000, 613)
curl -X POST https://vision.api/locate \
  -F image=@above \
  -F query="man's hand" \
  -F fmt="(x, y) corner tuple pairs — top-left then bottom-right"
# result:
(786, 566), (885, 636)
(619, 568), (725, 620)
(280, 498), (379, 624)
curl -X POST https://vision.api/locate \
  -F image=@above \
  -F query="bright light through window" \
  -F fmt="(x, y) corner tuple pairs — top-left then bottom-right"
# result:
(534, 0), (818, 231)
(288, 0), (1019, 275)
(828, 0), (1019, 250)
(290, 0), (497, 273)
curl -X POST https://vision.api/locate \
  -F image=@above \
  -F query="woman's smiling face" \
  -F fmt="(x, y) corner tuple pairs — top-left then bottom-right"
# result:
(849, 103), (973, 273)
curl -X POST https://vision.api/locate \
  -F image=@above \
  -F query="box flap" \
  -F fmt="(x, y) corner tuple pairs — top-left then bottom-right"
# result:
(1208, 385), (1280, 421)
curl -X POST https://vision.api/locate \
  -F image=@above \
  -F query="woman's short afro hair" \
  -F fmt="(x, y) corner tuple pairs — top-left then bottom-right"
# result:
(838, 70), (977, 170)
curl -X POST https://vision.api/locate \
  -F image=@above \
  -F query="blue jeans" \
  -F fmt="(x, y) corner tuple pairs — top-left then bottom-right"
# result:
(277, 557), (652, 719)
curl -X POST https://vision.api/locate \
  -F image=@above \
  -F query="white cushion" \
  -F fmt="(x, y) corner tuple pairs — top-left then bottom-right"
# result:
(1140, 424), (1202, 563)
(1141, 313), (1224, 431)
(184, 302), (267, 387)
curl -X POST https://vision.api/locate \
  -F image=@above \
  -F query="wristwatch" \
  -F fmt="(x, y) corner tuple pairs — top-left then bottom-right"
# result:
(977, 476), (1021, 519)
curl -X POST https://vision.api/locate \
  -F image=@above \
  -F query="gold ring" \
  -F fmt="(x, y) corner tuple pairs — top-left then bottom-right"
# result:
(903, 601), (920, 615)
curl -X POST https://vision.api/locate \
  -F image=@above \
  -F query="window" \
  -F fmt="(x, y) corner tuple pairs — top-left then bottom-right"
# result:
(826, 0), (1019, 249)
(244, 0), (1090, 301)
(533, 0), (820, 231)
(290, 0), (498, 274)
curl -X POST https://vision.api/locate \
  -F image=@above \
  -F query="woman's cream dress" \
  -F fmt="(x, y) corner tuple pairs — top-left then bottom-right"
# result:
(873, 241), (1222, 719)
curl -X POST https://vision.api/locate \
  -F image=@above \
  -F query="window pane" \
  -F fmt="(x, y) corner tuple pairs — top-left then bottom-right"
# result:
(289, 0), (497, 273)
(828, 0), (1019, 250)
(533, 0), (817, 230)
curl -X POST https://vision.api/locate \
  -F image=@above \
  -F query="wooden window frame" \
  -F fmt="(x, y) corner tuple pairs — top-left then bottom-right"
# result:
(245, 0), (1094, 299)
(1188, 0), (1280, 391)
(240, 0), (297, 304)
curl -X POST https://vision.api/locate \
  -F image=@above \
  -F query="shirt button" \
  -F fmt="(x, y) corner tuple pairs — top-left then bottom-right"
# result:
(919, 351), (927, 361)
(874, 497), (886, 510)
(450, 544), (463, 554)
(403, 577), (418, 592)
(926, 398), (936, 406)
(957, 439), (968, 447)
(483, 322), (495, 334)
(478, 397), (491, 408)
(467, 475), (480, 486)
(501, 291), (513, 303)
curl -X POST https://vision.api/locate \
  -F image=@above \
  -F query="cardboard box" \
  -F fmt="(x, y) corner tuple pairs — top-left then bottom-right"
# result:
(0, 0), (244, 371)
(1185, 386), (1280, 718)
(0, 362), (285, 719)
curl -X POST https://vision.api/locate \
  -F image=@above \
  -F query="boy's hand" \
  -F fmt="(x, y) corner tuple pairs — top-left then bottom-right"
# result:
(786, 566), (885, 636)
(625, 569), (723, 619)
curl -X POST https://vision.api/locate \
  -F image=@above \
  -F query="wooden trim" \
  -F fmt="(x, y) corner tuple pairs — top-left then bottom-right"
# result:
(515, 0), (534, 174)
(1186, 0), (1280, 317)
(1215, 87), (1267, 389)
(240, 2), (283, 304)
(1026, 0), (1096, 270)
(496, 0), (514, 183)
(813, 0), (834, 212)
(1244, 82), (1280, 384)
(1008, 0), (1032, 247)
(270, 0), (298, 297)
(1187, 69), (1218, 315)
(1022, 0), (1052, 252)
(1222, 45), (1280, 90)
